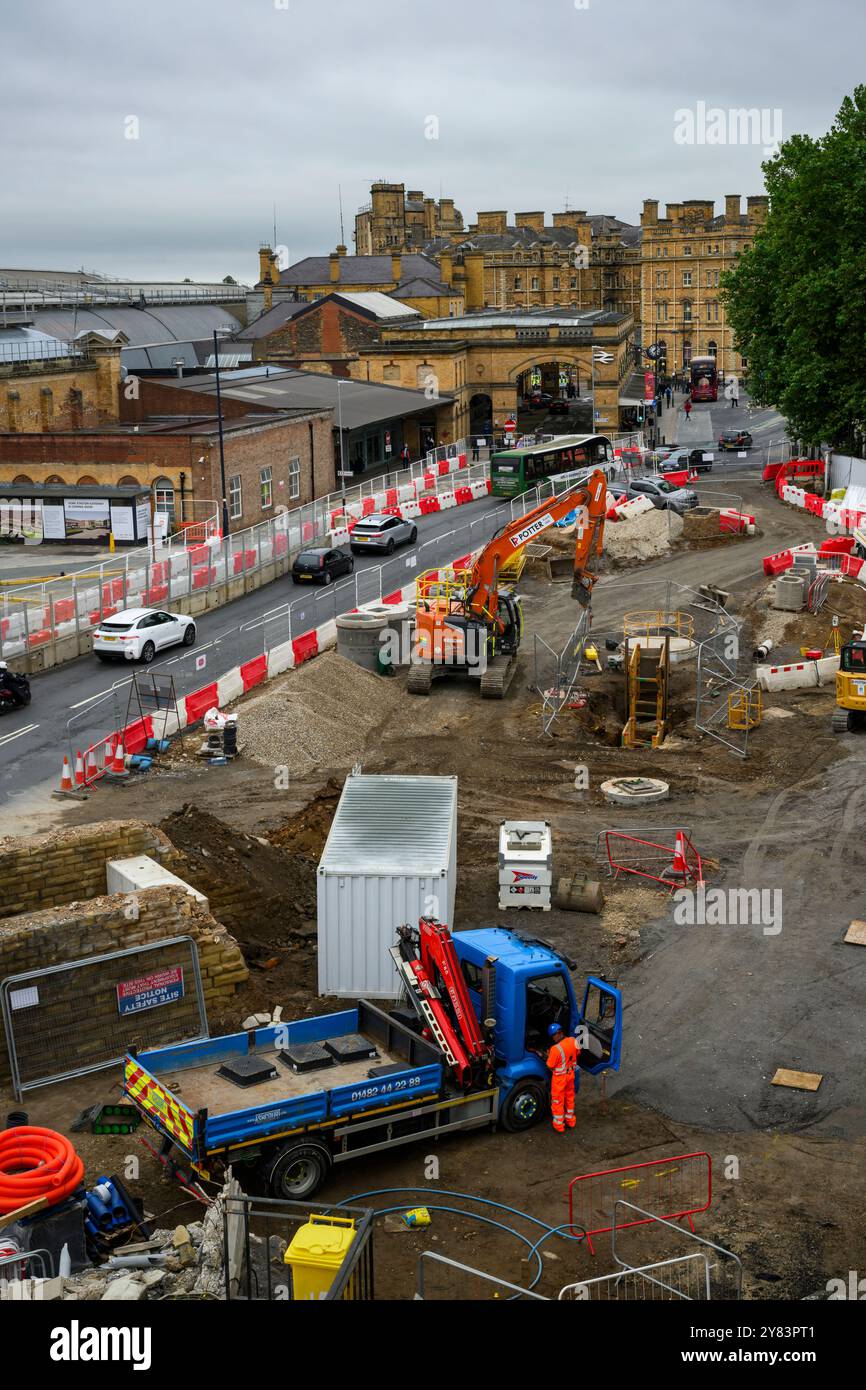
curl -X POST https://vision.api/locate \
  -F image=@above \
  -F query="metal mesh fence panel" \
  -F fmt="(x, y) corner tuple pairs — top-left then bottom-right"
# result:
(1, 936), (207, 1097)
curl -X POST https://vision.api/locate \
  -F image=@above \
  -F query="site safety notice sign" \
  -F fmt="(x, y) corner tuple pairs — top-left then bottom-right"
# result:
(117, 966), (185, 1015)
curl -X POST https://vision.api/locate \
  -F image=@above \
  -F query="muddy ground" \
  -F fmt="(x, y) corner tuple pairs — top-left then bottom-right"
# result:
(9, 477), (865, 1300)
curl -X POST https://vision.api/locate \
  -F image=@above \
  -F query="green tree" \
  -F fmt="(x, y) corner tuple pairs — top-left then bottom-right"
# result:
(223, 275), (237, 285)
(723, 87), (866, 452)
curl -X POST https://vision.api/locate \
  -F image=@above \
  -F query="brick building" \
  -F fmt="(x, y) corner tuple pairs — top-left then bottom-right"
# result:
(255, 246), (462, 320)
(354, 182), (464, 254)
(235, 291), (420, 373)
(640, 194), (769, 377)
(0, 331), (124, 433)
(0, 391), (334, 534)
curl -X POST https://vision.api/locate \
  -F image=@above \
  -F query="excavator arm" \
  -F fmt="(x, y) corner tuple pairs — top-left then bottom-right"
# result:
(467, 468), (608, 626)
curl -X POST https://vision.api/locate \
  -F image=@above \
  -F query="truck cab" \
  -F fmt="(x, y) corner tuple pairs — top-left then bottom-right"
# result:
(452, 927), (622, 1132)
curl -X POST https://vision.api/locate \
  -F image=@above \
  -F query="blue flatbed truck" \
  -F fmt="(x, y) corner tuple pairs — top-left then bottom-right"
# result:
(123, 924), (622, 1199)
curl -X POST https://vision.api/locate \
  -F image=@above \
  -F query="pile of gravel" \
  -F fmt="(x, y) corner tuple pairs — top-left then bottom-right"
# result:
(605, 508), (684, 564)
(239, 650), (406, 777)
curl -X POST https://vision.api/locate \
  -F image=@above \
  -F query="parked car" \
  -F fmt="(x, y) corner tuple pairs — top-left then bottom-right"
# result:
(548, 398), (572, 415)
(92, 608), (196, 663)
(291, 547), (354, 585)
(349, 513), (418, 555)
(627, 477), (698, 514)
(718, 430), (753, 451)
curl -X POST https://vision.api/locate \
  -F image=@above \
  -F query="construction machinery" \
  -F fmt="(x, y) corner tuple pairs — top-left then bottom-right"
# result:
(408, 470), (608, 698)
(123, 917), (622, 1200)
(832, 635), (866, 733)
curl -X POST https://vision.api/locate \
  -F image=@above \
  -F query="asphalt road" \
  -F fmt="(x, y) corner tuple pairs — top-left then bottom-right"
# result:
(0, 495), (509, 815)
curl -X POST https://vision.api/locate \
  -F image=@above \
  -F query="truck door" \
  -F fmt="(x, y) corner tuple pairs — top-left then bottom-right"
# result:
(576, 977), (622, 1073)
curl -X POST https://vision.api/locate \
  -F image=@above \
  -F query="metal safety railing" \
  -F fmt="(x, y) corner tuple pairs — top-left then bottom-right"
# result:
(567, 1151), (713, 1255)
(558, 1252), (713, 1301)
(596, 826), (704, 892)
(223, 1194), (375, 1301)
(0, 452), (486, 665)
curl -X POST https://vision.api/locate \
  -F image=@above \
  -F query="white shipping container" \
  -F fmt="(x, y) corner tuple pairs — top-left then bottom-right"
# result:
(317, 774), (458, 999)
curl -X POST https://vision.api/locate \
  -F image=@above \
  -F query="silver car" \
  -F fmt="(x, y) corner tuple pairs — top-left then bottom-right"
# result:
(350, 512), (418, 555)
(627, 477), (698, 514)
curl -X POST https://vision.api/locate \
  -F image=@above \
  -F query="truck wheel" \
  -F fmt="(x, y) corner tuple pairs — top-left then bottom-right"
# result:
(266, 1141), (332, 1200)
(501, 1079), (546, 1133)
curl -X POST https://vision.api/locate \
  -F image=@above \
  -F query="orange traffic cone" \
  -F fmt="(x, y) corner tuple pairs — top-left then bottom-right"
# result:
(74, 749), (86, 787)
(111, 740), (126, 774)
(670, 831), (689, 881)
(103, 738), (115, 771)
(85, 747), (99, 783)
(59, 755), (74, 793)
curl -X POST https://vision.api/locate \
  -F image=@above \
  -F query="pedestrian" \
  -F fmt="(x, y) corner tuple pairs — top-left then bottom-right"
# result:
(546, 1023), (581, 1132)
(471, 438), (480, 462)
(684, 397), (692, 419)
(400, 443), (411, 466)
(665, 384), (672, 407)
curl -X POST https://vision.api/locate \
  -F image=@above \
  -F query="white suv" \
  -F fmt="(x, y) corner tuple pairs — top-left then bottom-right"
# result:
(92, 608), (197, 663)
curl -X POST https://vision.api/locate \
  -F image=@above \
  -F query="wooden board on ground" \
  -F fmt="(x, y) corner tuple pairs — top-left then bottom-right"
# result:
(771, 1068), (823, 1092)
(844, 919), (866, 946)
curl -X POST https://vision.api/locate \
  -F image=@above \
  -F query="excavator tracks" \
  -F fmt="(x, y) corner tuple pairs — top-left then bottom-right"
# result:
(480, 655), (518, 699)
(407, 663), (434, 695)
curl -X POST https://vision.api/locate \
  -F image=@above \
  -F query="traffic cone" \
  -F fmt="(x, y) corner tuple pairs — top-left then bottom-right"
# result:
(670, 831), (689, 881)
(74, 750), (86, 787)
(85, 747), (99, 783)
(103, 738), (115, 771)
(110, 741), (126, 774)
(59, 755), (74, 793)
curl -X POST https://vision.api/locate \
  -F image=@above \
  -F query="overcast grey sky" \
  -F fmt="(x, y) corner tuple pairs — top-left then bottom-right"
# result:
(3, 0), (862, 283)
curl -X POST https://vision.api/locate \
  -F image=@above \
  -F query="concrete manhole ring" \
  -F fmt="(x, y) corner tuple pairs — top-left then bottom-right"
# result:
(600, 776), (670, 805)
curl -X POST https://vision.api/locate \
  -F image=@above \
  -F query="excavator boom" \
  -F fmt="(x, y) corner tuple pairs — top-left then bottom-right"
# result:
(466, 468), (608, 621)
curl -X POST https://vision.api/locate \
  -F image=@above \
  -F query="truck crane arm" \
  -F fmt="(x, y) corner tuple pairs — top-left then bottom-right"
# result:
(466, 468), (608, 625)
(390, 918), (494, 1089)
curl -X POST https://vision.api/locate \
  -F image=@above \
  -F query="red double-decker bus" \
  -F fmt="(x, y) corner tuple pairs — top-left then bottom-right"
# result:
(689, 356), (718, 402)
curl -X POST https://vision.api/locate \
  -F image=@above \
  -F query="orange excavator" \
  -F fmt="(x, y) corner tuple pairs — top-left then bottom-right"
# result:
(408, 469), (607, 698)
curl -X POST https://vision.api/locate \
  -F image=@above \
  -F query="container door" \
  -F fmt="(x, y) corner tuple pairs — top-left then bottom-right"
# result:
(576, 976), (622, 1073)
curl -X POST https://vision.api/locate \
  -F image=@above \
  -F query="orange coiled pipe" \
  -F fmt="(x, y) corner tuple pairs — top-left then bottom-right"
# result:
(0, 1126), (85, 1215)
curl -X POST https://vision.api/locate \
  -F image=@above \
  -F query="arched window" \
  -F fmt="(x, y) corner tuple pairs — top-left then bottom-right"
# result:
(152, 476), (175, 526)
(45, 475), (66, 485)
(707, 340), (718, 358)
(12, 474), (33, 484)
(118, 475), (140, 486)
(77, 475), (97, 485)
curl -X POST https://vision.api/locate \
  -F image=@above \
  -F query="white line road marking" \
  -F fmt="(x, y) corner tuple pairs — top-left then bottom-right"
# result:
(0, 722), (39, 749)
(69, 679), (132, 710)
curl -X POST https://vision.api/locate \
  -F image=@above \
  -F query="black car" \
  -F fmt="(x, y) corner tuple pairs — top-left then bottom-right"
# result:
(548, 398), (571, 415)
(687, 447), (714, 473)
(524, 391), (554, 409)
(291, 547), (354, 585)
(718, 430), (753, 451)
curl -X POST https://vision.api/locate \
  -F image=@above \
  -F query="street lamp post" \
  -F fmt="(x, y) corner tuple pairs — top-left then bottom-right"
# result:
(213, 328), (230, 538)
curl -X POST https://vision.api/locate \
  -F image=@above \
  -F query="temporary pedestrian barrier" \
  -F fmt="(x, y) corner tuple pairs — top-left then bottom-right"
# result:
(292, 630), (318, 665)
(239, 654), (268, 691)
(185, 683), (219, 725)
(600, 828), (704, 891)
(567, 1152), (712, 1255)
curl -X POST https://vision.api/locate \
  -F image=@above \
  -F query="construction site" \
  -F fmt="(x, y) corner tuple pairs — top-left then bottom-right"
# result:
(2, 456), (865, 1308)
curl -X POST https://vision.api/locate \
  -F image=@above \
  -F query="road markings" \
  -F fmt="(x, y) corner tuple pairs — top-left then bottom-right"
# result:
(69, 679), (131, 710)
(0, 721), (39, 749)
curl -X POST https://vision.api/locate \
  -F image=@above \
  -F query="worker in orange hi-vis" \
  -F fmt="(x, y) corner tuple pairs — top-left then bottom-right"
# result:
(546, 1023), (581, 1132)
